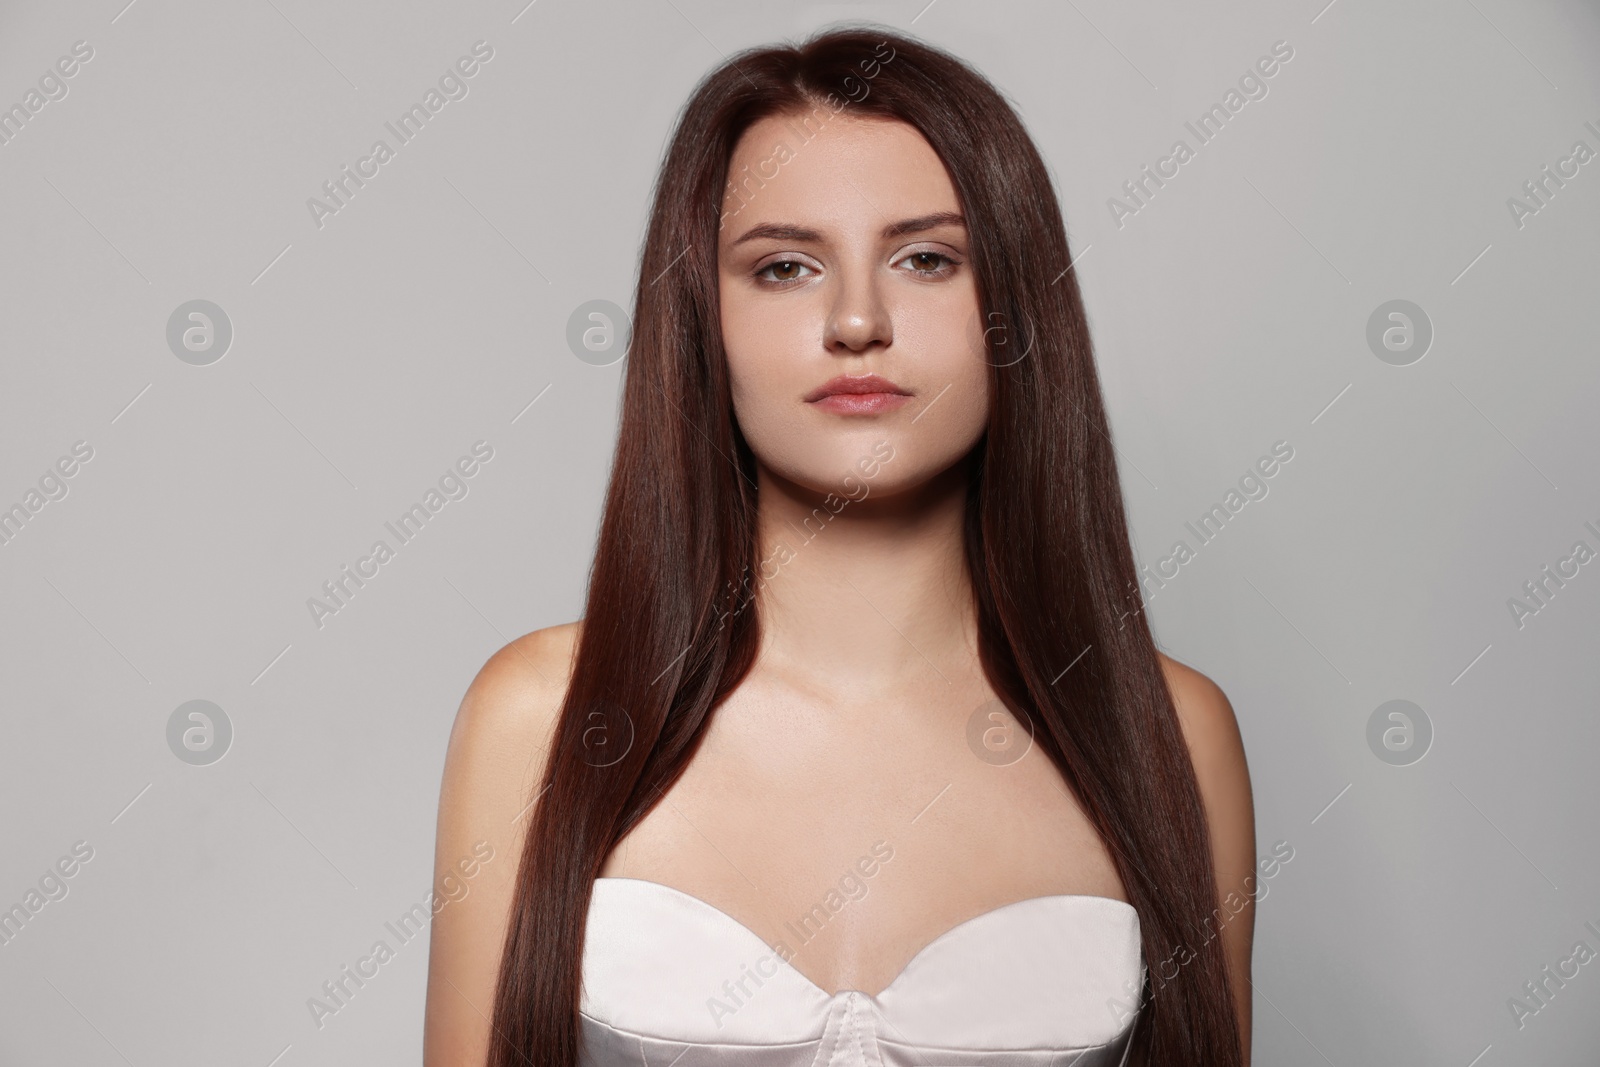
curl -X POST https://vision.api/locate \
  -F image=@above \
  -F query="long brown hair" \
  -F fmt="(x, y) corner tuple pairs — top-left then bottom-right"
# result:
(490, 23), (1241, 1067)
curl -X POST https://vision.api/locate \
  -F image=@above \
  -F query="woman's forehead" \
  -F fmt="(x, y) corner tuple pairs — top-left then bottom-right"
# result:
(720, 115), (961, 245)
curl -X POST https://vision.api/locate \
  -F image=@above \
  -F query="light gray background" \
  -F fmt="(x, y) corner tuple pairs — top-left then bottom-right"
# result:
(2, 0), (1598, 1063)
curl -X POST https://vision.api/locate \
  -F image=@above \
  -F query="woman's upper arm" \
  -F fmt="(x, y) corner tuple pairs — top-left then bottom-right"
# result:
(1159, 652), (1257, 1066)
(423, 625), (575, 1067)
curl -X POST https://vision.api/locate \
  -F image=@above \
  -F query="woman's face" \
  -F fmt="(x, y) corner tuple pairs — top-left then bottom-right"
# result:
(716, 111), (989, 501)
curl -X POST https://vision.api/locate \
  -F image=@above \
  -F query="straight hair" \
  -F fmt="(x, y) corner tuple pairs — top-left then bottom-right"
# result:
(490, 23), (1242, 1067)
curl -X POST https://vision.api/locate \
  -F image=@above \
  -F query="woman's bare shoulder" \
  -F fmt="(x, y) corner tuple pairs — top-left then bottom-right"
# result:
(451, 620), (582, 754)
(422, 620), (581, 1065)
(1156, 653), (1241, 752)
(1152, 650), (1251, 838)
(1154, 649), (1255, 1061)
(434, 619), (582, 862)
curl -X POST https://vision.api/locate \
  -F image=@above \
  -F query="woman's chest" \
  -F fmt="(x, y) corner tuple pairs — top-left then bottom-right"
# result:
(596, 684), (1130, 999)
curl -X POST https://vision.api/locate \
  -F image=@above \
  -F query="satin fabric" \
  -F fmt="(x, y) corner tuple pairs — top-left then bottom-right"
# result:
(578, 876), (1146, 1066)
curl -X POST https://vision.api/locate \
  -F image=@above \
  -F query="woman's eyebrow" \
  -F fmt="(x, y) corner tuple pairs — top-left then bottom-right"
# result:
(729, 211), (967, 248)
(881, 210), (966, 240)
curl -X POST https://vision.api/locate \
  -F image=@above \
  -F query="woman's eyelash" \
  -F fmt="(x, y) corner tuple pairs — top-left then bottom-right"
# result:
(753, 252), (962, 287)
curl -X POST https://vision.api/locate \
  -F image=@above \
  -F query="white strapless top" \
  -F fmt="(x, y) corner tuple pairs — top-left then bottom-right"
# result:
(578, 877), (1146, 1067)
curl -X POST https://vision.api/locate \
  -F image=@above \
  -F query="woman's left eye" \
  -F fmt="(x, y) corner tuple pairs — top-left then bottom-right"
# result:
(898, 251), (959, 276)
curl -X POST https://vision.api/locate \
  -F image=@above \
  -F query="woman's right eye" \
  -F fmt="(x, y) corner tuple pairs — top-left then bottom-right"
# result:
(755, 260), (816, 286)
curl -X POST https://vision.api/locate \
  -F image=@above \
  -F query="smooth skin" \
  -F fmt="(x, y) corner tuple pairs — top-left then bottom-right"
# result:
(424, 112), (1255, 1065)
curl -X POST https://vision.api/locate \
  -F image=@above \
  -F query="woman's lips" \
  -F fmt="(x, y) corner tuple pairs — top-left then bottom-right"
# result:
(808, 392), (913, 415)
(804, 373), (912, 415)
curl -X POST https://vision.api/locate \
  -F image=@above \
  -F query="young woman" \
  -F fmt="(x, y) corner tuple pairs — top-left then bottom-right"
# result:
(425, 25), (1255, 1067)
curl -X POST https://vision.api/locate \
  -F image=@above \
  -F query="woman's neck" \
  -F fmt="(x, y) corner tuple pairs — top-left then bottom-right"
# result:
(748, 458), (980, 701)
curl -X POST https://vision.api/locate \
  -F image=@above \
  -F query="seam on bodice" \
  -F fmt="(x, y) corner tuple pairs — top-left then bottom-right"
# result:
(579, 998), (1137, 1059)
